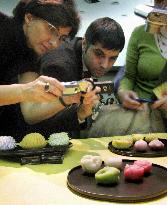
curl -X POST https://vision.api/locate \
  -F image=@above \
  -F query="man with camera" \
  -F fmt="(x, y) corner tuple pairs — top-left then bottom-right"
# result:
(24, 17), (125, 137)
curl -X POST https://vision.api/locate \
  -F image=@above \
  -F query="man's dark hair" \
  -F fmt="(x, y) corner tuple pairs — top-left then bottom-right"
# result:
(154, 0), (167, 7)
(85, 17), (125, 51)
(155, 0), (167, 4)
(13, 0), (80, 38)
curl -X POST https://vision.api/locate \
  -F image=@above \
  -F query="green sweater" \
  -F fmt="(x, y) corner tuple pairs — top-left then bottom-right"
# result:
(119, 25), (166, 98)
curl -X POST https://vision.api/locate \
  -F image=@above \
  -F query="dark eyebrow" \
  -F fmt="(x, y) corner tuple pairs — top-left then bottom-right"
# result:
(93, 48), (105, 55)
(110, 55), (118, 59)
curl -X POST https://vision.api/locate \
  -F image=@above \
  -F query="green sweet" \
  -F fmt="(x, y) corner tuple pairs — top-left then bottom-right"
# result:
(19, 133), (47, 149)
(144, 134), (157, 142)
(48, 132), (69, 146)
(132, 134), (144, 142)
(95, 167), (120, 185)
(112, 139), (133, 149)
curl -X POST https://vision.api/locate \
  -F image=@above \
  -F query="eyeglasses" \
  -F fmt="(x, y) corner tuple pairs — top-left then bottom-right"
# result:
(44, 20), (70, 44)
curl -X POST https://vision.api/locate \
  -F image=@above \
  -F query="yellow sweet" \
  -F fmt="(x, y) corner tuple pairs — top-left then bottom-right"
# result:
(144, 134), (158, 142)
(112, 139), (133, 150)
(132, 134), (145, 142)
(19, 133), (47, 149)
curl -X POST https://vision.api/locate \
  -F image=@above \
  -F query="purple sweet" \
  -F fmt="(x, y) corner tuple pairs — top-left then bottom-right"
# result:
(148, 139), (164, 151)
(134, 139), (148, 152)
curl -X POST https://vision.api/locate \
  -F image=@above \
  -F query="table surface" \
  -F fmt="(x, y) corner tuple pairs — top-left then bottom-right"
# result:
(0, 136), (167, 205)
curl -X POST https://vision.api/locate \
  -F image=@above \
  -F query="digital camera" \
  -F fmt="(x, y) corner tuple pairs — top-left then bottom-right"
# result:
(62, 80), (114, 96)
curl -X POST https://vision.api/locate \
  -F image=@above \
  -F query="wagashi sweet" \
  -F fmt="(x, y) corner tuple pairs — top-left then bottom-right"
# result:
(19, 133), (47, 149)
(0, 136), (16, 150)
(80, 155), (102, 174)
(112, 139), (133, 149)
(104, 157), (122, 169)
(95, 166), (120, 185)
(144, 134), (157, 142)
(148, 139), (164, 151)
(132, 134), (144, 142)
(124, 164), (144, 181)
(48, 132), (69, 146)
(134, 139), (148, 152)
(134, 160), (152, 174)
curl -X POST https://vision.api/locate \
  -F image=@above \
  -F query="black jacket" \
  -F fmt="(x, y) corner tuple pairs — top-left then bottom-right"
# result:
(41, 37), (83, 81)
(0, 12), (39, 141)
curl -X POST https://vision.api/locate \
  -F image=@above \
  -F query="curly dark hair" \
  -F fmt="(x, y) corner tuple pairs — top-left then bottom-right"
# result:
(13, 0), (80, 38)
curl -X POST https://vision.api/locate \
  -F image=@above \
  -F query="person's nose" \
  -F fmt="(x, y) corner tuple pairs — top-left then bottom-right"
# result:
(49, 39), (61, 48)
(100, 57), (109, 69)
(48, 35), (61, 49)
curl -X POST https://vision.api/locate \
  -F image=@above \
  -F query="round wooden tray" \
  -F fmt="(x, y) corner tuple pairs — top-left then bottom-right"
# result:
(67, 159), (167, 202)
(108, 139), (167, 157)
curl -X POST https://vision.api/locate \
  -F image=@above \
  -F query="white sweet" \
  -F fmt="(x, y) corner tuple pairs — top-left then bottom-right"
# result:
(104, 157), (122, 169)
(80, 155), (102, 174)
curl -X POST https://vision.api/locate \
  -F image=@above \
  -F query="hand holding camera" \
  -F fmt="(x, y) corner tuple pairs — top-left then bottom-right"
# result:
(59, 79), (105, 120)
(62, 79), (114, 96)
(77, 85), (101, 121)
(59, 79), (115, 120)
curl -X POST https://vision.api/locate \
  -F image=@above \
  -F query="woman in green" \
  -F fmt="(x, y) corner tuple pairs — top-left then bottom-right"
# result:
(118, 0), (167, 111)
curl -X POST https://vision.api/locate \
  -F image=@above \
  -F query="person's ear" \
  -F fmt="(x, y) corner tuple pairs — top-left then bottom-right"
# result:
(24, 13), (34, 25)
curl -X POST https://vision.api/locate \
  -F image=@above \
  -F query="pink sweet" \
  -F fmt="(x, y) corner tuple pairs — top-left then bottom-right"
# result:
(124, 164), (144, 181)
(148, 139), (164, 151)
(134, 139), (148, 152)
(134, 160), (152, 174)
